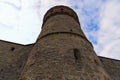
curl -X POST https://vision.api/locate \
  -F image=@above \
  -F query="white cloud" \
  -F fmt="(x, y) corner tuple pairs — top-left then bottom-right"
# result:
(95, 0), (120, 60)
(100, 40), (120, 59)
(0, 0), (70, 44)
(0, 0), (41, 44)
(0, 0), (120, 60)
(68, 0), (120, 60)
(0, 1), (19, 28)
(68, 0), (104, 44)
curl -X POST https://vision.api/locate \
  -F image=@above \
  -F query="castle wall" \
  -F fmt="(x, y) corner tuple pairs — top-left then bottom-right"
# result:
(0, 40), (34, 80)
(0, 5), (119, 80)
(99, 57), (120, 80)
(19, 8), (111, 80)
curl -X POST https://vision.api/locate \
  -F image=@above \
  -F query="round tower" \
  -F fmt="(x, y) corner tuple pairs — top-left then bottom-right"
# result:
(19, 6), (111, 80)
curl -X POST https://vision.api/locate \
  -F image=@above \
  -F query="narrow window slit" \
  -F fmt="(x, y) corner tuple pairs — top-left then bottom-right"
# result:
(70, 29), (73, 32)
(60, 8), (64, 12)
(94, 59), (99, 65)
(73, 48), (79, 61)
(0, 69), (3, 72)
(19, 65), (22, 68)
(10, 47), (15, 51)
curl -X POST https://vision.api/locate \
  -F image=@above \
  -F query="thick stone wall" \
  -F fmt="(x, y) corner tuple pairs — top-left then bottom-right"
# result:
(0, 40), (34, 80)
(99, 57), (120, 80)
(1, 6), (119, 80)
(20, 33), (110, 80)
(19, 6), (111, 80)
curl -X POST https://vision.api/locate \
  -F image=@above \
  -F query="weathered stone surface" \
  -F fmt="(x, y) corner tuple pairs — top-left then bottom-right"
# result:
(99, 57), (120, 80)
(0, 5), (119, 80)
(19, 34), (111, 80)
(0, 40), (34, 80)
(19, 6), (111, 80)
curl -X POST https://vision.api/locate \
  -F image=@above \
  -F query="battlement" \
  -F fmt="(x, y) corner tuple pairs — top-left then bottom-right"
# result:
(42, 5), (79, 27)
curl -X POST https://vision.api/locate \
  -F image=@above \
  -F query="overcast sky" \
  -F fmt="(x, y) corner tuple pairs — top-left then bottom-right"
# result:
(0, 0), (120, 60)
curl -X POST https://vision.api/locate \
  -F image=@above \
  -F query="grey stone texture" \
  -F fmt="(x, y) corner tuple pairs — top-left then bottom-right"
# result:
(0, 40), (34, 80)
(19, 6), (111, 80)
(99, 57), (120, 80)
(0, 5), (119, 80)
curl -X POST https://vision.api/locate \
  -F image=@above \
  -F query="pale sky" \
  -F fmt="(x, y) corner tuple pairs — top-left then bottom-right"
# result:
(0, 0), (120, 60)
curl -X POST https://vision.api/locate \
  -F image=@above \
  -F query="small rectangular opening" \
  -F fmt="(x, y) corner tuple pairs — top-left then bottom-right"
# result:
(10, 47), (15, 51)
(73, 48), (79, 61)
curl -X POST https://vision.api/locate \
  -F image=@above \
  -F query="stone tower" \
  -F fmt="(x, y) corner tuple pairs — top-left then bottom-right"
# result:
(19, 6), (111, 80)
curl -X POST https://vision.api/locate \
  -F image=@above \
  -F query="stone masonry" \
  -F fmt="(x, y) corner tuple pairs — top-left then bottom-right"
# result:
(18, 6), (111, 80)
(0, 5), (120, 80)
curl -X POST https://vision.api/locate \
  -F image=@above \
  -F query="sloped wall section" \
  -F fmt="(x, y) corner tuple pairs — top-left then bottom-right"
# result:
(99, 56), (120, 80)
(0, 40), (34, 80)
(0, 39), (120, 80)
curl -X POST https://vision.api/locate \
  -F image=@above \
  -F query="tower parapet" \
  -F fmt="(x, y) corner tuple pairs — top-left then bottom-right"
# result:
(42, 6), (79, 26)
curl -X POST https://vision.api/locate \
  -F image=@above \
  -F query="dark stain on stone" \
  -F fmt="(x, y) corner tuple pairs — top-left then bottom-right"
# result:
(70, 29), (73, 32)
(36, 76), (41, 80)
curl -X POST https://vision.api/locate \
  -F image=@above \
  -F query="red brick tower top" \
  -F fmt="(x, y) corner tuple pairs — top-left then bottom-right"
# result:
(42, 5), (80, 27)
